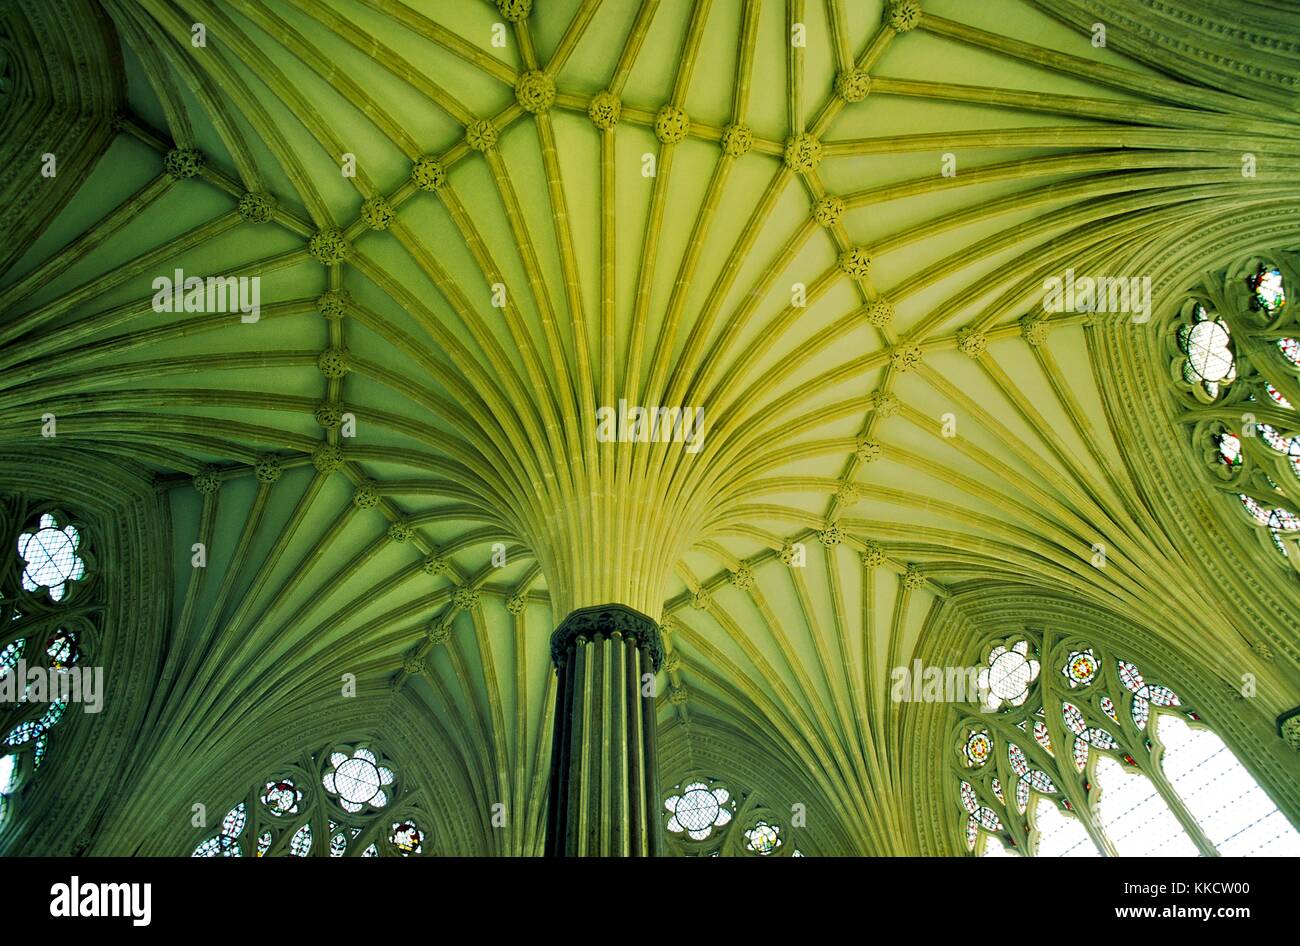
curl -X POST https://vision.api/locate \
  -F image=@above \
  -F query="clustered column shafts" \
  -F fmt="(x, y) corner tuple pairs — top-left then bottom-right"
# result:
(545, 604), (664, 856)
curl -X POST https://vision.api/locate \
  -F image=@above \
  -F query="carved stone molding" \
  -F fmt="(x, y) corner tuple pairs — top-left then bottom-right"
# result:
(1030, 0), (1300, 105)
(0, 0), (122, 277)
(0, 448), (166, 855)
(1280, 707), (1300, 752)
(548, 603), (664, 671)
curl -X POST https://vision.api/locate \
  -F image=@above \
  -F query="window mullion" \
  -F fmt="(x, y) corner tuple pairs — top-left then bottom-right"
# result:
(1038, 640), (1112, 857)
(1141, 732), (1220, 856)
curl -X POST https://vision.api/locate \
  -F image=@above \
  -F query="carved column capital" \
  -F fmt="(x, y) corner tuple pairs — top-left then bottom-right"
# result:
(549, 603), (664, 671)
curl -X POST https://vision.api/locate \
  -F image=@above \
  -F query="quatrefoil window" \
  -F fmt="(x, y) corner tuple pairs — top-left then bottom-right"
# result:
(17, 514), (85, 602)
(1177, 304), (1236, 400)
(978, 640), (1040, 711)
(323, 747), (395, 813)
(664, 781), (734, 840)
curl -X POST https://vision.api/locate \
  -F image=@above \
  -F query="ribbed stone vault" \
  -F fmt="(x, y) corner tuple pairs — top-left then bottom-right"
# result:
(2, 0), (1299, 854)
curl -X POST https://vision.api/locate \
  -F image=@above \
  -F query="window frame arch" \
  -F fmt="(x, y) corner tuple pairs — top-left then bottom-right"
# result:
(661, 774), (801, 857)
(1172, 252), (1300, 568)
(950, 625), (1299, 857)
(0, 499), (102, 837)
(189, 741), (431, 858)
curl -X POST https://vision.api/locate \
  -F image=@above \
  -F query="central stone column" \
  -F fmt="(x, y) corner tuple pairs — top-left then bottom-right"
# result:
(544, 604), (664, 856)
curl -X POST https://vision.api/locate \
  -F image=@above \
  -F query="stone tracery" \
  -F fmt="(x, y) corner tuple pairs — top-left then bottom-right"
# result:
(0, 0), (1297, 856)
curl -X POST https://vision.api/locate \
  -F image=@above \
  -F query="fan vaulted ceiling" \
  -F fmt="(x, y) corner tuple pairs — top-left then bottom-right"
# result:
(2, 0), (1299, 855)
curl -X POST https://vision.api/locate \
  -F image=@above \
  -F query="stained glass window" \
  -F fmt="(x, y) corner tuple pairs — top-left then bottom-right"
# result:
(193, 803), (247, 857)
(1062, 701), (1117, 771)
(1116, 659), (1180, 729)
(1032, 720), (1054, 755)
(743, 820), (782, 854)
(1177, 267), (1300, 556)
(978, 640), (1040, 710)
(661, 779), (799, 855)
(261, 779), (301, 816)
(390, 820), (424, 856)
(1061, 648), (1099, 687)
(17, 514), (86, 603)
(1239, 493), (1300, 532)
(329, 830), (348, 857)
(1252, 423), (1300, 480)
(45, 629), (80, 670)
(979, 837), (1017, 857)
(1, 628), (87, 812)
(1030, 795), (1097, 857)
(1265, 381), (1291, 408)
(192, 743), (425, 857)
(1216, 432), (1243, 468)
(964, 729), (991, 767)
(1277, 337), (1300, 366)
(0, 754), (16, 795)
(664, 780), (734, 840)
(1176, 304), (1236, 400)
(288, 823), (312, 857)
(960, 777), (1005, 846)
(0, 639), (23, 672)
(0, 503), (100, 836)
(1157, 714), (1300, 856)
(1093, 755), (1198, 856)
(4, 690), (76, 764)
(1008, 741), (1057, 812)
(1270, 530), (1289, 556)
(954, 633), (1299, 857)
(1247, 264), (1286, 315)
(323, 747), (395, 813)
(221, 802), (247, 837)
